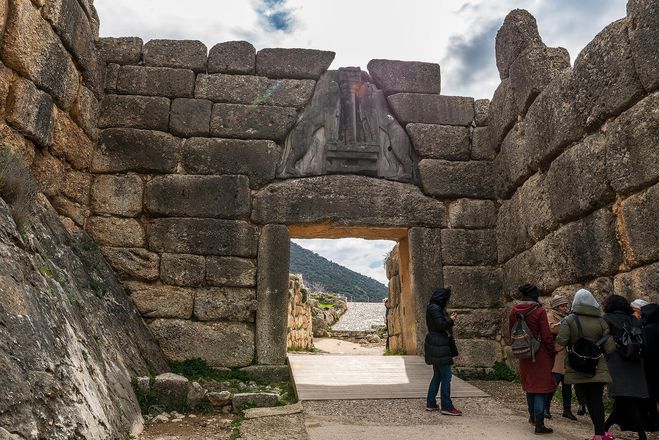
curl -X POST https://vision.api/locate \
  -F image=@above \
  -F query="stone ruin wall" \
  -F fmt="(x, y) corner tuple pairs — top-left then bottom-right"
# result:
(287, 274), (313, 351)
(384, 244), (404, 350)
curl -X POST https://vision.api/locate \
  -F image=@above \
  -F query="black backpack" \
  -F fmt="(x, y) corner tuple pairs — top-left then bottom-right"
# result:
(617, 321), (644, 359)
(567, 315), (609, 377)
(510, 304), (541, 361)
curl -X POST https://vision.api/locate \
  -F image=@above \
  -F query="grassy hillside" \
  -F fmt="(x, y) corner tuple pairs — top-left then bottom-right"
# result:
(290, 242), (387, 302)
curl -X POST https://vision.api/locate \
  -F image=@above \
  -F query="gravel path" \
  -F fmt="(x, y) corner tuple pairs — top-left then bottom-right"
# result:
(331, 302), (386, 331)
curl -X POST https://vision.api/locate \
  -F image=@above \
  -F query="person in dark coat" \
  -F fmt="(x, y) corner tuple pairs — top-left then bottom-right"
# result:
(602, 295), (650, 439)
(641, 303), (659, 432)
(424, 288), (462, 416)
(508, 283), (556, 435)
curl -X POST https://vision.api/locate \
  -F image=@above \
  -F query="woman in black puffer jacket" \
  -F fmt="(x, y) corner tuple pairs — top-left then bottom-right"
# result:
(424, 288), (462, 416)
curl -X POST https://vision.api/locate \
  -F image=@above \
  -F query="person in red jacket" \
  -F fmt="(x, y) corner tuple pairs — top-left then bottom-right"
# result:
(509, 283), (557, 435)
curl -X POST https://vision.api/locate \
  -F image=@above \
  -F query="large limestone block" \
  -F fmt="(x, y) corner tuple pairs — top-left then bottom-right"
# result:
(51, 108), (94, 170)
(181, 137), (280, 188)
(419, 160), (494, 199)
(70, 85), (99, 141)
(471, 126), (496, 161)
(495, 9), (543, 79)
(100, 247), (159, 281)
(194, 287), (257, 322)
(387, 94), (474, 126)
(96, 37), (142, 65)
(606, 92), (659, 195)
(151, 373), (190, 409)
(208, 41), (255, 74)
(627, 0), (659, 91)
(473, 99), (490, 126)
(454, 339), (502, 367)
(145, 175), (250, 218)
(251, 175), (447, 227)
(367, 59), (441, 95)
(104, 63), (119, 93)
(619, 183), (659, 265)
(148, 219), (258, 257)
(256, 48), (334, 79)
(451, 310), (500, 339)
(210, 103), (297, 141)
(160, 253), (205, 287)
(87, 216), (145, 247)
(195, 74), (315, 108)
(443, 266), (503, 308)
(143, 39), (207, 72)
(149, 319), (255, 367)
(406, 123), (470, 160)
(52, 196), (89, 226)
(31, 150), (63, 197)
(509, 46), (570, 115)
(614, 262), (659, 304)
(116, 66), (195, 98)
(93, 128), (180, 173)
(256, 225), (290, 364)
(6, 77), (53, 147)
(60, 170), (91, 204)
(571, 19), (644, 130)
(1, 0), (79, 109)
(206, 257), (257, 287)
(546, 134), (613, 223)
(550, 277), (614, 306)
(447, 199), (497, 229)
(125, 282), (194, 319)
(91, 174), (143, 217)
(487, 79), (516, 149)
(441, 229), (497, 266)
(169, 98), (212, 137)
(99, 95), (170, 131)
(493, 123), (532, 199)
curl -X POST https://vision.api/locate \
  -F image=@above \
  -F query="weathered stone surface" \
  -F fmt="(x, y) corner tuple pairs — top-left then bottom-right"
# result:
(51, 108), (94, 169)
(208, 41), (255, 74)
(406, 124), (470, 160)
(473, 99), (490, 126)
(443, 266), (503, 308)
(572, 19), (645, 129)
(419, 160), (494, 199)
(51, 196), (89, 226)
(210, 103), (297, 141)
(252, 176), (446, 227)
(367, 59), (441, 95)
(93, 128), (180, 173)
(195, 74), (315, 108)
(546, 134), (613, 222)
(91, 174), (143, 217)
(496, 172), (555, 263)
(487, 79), (516, 149)
(448, 199), (497, 229)
(614, 262), (659, 304)
(145, 175), (250, 218)
(256, 48), (334, 79)
(509, 46), (570, 115)
(471, 127), (495, 161)
(206, 257), (257, 287)
(152, 372), (191, 410)
(194, 287), (257, 322)
(441, 229), (497, 266)
(256, 225), (290, 364)
(5, 77), (53, 146)
(606, 92), (659, 195)
(100, 247), (159, 281)
(454, 339), (501, 368)
(31, 150), (63, 197)
(493, 123), (532, 199)
(87, 216), (145, 247)
(104, 63), (119, 94)
(451, 310), (500, 339)
(96, 37), (142, 65)
(207, 391), (232, 408)
(549, 277), (614, 306)
(116, 66), (195, 98)
(187, 382), (206, 409)
(627, 0), (659, 91)
(239, 365), (290, 383)
(149, 319), (254, 367)
(0, 63), (13, 116)
(387, 94), (474, 126)
(620, 183), (659, 265)
(125, 282), (193, 319)
(60, 170), (91, 204)
(143, 39), (207, 72)
(169, 98), (212, 137)
(148, 219), (257, 257)
(495, 9), (543, 79)
(181, 137), (280, 188)
(99, 95), (170, 131)
(232, 393), (278, 411)
(1, 0), (79, 109)
(160, 253), (205, 287)
(0, 122), (35, 166)
(70, 85), (99, 140)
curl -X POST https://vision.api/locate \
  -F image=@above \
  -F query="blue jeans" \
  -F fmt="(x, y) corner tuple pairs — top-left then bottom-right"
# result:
(426, 363), (454, 410)
(527, 392), (547, 420)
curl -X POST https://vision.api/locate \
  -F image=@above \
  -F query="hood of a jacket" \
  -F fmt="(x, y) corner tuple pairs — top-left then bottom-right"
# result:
(511, 301), (540, 316)
(642, 303), (659, 324)
(430, 288), (451, 307)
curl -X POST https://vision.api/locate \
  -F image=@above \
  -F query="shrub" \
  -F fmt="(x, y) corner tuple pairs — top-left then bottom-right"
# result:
(0, 149), (38, 231)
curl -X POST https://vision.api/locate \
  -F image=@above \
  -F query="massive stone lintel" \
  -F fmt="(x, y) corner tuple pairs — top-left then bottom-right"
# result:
(277, 68), (417, 183)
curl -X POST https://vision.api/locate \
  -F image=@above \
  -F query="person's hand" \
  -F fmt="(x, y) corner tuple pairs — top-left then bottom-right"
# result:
(450, 312), (457, 321)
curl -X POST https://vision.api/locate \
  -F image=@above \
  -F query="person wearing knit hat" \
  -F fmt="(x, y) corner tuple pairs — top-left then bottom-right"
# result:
(545, 294), (578, 421)
(631, 299), (649, 320)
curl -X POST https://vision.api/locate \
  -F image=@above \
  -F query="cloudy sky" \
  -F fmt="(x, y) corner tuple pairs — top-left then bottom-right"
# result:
(94, 0), (627, 286)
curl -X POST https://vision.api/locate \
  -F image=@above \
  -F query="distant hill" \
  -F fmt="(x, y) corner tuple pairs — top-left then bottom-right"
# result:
(290, 242), (387, 302)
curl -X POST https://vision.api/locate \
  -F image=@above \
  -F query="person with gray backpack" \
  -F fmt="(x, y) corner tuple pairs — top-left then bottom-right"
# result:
(508, 283), (556, 435)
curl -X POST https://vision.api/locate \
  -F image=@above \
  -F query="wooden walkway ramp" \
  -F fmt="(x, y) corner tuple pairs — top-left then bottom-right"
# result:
(288, 354), (488, 401)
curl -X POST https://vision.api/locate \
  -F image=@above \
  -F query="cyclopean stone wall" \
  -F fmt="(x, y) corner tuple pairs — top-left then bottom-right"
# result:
(491, 4), (658, 358)
(287, 274), (313, 351)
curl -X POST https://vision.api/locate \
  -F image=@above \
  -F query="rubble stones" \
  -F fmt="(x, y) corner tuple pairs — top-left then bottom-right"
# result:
(116, 66), (195, 98)
(96, 37), (142, 65)
(208, 41), (256, 74)
(143, 39), (207, 72)
(256, 48), (335, 79)
(187, 382), (207, 409)
(367, 59), (441, 95)
(406, 124), (470, 160)
(495, 9), (543, 79)
(232, 393), (279, 411)
(387, 94), (474, 126)
(152, 373), (190, 408)
(207, 391), (232, 408)
(5, 77), (53, 146)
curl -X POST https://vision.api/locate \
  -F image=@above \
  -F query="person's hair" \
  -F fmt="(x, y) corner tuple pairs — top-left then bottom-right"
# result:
(603, 294), (632, 314)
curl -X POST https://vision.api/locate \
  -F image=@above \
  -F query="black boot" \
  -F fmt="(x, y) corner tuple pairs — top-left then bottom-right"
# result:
(562, 411), (577, 421)
(528, 414), (534, 425)
(534, 417), (553, 435)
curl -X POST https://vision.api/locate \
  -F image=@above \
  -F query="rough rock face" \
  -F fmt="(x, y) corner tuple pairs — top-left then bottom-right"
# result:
(0, 196), (168, 439)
